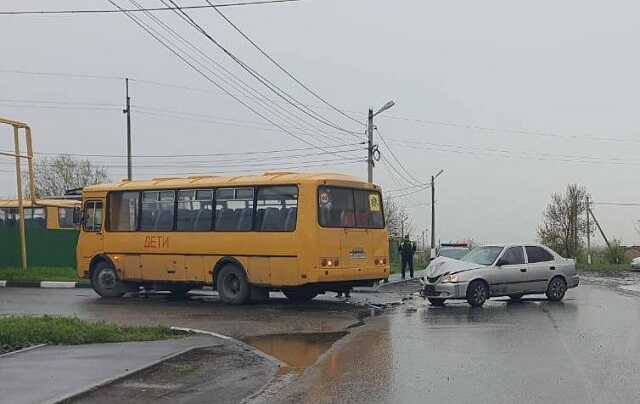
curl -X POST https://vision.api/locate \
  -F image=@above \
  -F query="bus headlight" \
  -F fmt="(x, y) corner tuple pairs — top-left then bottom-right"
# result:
(374, 257), (388, 265)
(321, 258), (340, 267)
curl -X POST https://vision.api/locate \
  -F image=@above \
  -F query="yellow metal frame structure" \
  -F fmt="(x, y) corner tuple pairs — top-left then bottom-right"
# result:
(0, 117), (37, 269)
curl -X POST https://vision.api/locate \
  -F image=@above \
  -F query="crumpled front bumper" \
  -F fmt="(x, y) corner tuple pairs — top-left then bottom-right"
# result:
(422, 281), (469, 299)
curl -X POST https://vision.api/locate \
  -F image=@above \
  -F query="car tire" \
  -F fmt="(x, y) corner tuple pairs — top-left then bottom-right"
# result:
(91, 261), (125, 298)
(509, 294), (523, 302)
(216, 264), (250, 305)
(546, 276), (567, 302)
(428, 298), (446, 306)
(283, 288), (318, 303)
(466, 280), (489, 307)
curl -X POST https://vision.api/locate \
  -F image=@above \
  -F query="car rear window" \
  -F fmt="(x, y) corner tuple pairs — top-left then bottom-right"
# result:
(526, 246), (554, 263)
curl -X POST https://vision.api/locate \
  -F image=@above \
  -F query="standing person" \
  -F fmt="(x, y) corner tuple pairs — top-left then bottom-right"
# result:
(398, 235), (417, 279)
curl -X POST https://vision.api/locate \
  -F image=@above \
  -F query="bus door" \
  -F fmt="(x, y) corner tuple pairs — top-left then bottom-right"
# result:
(78, 200), (104, 268)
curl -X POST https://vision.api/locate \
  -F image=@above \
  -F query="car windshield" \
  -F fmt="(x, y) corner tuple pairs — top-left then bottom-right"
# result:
(460, 246), (504, 266)
(438, 249), (468, 260)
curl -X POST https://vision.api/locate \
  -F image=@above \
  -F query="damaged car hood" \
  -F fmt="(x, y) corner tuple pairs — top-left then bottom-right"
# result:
(426, 256), (486, 278)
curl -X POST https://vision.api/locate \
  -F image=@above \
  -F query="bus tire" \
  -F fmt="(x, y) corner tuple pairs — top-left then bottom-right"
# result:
(216, 264), (250, 305)
(283, 288), (318, 304)
(91, 261), (125, 298)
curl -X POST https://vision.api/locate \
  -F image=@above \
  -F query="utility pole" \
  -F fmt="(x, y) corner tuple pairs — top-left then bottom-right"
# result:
(123, 78), (132, 180)
(586, 196), (591, 265)
(367, 108), (374, 183)
(430, 175), (435, 257)
(589, 206), (613, 256)
(430, 169), (444, 259)
(366, 101), (395, 183)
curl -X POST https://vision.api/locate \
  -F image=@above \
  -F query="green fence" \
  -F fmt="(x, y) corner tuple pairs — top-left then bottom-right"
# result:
(0, 222), (78, 268)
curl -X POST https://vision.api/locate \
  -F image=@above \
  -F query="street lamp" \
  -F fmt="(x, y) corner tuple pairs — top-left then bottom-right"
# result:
(430, 169), (445, 259)
(367, 100), (395, 183)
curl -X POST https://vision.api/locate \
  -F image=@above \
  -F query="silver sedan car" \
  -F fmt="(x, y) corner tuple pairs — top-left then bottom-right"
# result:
(422, 243), (579, 307)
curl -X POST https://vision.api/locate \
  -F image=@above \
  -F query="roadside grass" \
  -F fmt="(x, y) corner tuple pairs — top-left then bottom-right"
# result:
(577, 262), (630, 275)
(0, 316), (188, 354)
(0, 266), (88, 284)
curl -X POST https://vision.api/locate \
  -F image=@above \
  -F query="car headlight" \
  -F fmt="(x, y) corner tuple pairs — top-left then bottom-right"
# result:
(441, 273), (462, 283)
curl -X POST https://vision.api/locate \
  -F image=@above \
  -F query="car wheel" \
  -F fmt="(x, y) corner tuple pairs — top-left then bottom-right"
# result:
(282, 288), (318, 303)
(466, 280), (488, 307)
(509, 294), (523, 302)
(91, 261), (125, 298)
(428, 298), (446, 306)
(546, 276), (567, 302)
(216, 264), (250, 305)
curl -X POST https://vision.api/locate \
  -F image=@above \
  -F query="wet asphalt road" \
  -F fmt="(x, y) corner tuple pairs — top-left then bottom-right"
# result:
(267, 282), (640, 404)
(3, 281), (640, 403)
(0, 288), (363, 338)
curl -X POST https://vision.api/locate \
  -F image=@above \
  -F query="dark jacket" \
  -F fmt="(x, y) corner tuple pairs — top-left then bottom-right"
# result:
(399, 240), (416, 259)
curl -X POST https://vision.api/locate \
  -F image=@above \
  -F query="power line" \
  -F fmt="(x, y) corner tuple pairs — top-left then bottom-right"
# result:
(106, 0), (334, 155)
(210, 1), (364, 127)
(121, 0), (356, 151)
(0, 1), (303, 15)
(379, 114), (640, 145)
(0, 69), (123, 80)
(591, 202), (640, 207)
(164, 0), (361, 138)
(124, 1), (353, 147)
(0, 143), (363, 159)
(389, 138), (640, 167)
(375, 127), (424, 186)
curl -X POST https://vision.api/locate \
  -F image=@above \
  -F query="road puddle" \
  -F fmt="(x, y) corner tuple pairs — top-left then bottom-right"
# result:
(243, 332), (347, 368)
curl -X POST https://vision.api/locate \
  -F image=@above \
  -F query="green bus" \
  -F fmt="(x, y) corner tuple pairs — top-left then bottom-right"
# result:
(0, 199), (80, 267)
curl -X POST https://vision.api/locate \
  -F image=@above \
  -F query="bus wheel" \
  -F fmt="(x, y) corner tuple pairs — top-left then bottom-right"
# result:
(216, 264), (250, 305)
(283, 288), (318, 304)
(91, 261), (125, 298)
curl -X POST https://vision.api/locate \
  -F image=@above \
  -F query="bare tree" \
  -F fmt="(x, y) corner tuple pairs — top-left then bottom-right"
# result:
(30, 154), (109, 197)
(537, 184), (591, 258)
(384, 197), (413, 239)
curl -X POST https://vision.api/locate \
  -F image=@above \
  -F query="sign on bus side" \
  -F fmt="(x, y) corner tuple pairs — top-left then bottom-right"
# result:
(144, 235), (169, 249)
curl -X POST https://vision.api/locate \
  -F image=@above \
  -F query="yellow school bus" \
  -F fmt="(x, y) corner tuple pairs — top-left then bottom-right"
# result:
(76, 172), (389, 304)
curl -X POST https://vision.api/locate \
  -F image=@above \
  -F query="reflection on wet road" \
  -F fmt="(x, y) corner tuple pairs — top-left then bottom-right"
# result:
(243, 332), (346, 368)
(273, 284), (640, 404)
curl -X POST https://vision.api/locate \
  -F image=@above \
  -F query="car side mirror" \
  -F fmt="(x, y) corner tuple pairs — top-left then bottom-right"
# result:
(496, 258), (508, 267)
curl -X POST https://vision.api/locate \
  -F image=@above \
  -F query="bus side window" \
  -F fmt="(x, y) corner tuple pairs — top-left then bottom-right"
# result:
(215, 187), (254, 232)
(256, 186), (298, 232)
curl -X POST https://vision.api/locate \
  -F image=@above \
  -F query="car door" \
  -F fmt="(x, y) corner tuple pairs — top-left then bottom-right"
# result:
(525, 246), (556, 292)
(491, 246), (527, 296)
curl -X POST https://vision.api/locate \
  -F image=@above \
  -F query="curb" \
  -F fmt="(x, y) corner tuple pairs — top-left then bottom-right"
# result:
(0, 281), (91, 289)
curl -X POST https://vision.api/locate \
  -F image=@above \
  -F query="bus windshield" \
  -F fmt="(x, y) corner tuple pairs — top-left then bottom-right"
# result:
(318, 186), (384, 229)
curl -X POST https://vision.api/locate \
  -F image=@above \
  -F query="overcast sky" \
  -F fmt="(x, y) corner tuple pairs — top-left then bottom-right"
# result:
(1, 0), (639, 245)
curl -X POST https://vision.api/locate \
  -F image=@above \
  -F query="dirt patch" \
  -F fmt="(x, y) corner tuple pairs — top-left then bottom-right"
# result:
(70, 344), (278, 404)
